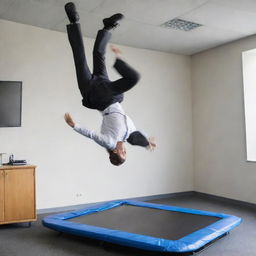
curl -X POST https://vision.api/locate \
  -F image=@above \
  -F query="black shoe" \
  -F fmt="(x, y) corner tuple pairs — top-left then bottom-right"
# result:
(65, 2), (79, 23)
(103, 13), (124, 30)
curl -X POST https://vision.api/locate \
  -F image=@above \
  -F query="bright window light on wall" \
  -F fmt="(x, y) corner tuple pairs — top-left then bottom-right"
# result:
(242, 49), (256, 161)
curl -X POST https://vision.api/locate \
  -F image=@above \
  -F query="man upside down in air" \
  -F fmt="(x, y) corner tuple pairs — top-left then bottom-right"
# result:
(64, 2), (156, 166)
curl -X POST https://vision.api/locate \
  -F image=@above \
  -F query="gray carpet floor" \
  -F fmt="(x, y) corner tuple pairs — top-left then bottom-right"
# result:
(0, 194), (254, 256)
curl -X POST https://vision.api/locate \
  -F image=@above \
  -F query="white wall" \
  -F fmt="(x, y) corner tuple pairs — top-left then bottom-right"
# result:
(0, 19), (193, 210)
(192, 35), (256, 204)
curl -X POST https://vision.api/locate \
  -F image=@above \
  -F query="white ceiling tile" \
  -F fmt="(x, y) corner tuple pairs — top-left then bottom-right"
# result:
(210, 0), (256, 13)
(1, 0), (256, 55)
(72, 0), (105, 13)
(107, 19), (244, 55)
(174, 26), (245, 55)
(11, 0), (104, 10)
(0, 0), (16, 16)
(92, 0), (209, 25)
(181, 2), (256, 35)
(53, 10), (108, 38)
(1, 0), (64, 29)
(1, 0), (104, 29)
(54, 16), (244, 55)
(52, 17), (68, 33)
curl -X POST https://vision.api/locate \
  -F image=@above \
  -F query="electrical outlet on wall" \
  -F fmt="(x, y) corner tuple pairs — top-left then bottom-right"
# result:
(76, 193), (83, 197)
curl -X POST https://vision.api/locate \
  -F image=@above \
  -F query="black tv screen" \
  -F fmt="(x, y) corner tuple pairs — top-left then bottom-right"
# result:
(0, 81), (22, 127)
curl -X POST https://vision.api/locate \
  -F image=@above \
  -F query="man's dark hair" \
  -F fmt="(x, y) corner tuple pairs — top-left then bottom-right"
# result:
(108, 150), (126, 166)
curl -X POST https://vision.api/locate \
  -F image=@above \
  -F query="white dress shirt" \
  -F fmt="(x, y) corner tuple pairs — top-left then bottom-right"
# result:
(73, 103), (136, 150)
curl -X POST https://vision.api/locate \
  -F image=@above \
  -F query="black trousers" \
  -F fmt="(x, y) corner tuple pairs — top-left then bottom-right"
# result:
(67, 23), (140, 111)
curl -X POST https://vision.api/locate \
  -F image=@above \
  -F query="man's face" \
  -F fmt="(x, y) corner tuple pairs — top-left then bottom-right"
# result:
(113, 142), (126, 161)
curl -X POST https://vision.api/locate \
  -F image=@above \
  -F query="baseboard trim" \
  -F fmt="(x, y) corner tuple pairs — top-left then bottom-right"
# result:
(37, 191), (195, 214)
(38, 190), (256, 214)
(194, 191), (256, 210)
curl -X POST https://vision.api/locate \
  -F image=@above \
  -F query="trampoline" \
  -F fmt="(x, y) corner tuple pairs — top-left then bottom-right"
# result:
(42, 200), (241, 254)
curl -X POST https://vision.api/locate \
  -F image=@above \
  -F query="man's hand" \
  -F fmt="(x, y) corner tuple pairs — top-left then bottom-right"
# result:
(147, 137), (156, 152)
(111, 45), (122, 58)
(64, 113), (75, 128)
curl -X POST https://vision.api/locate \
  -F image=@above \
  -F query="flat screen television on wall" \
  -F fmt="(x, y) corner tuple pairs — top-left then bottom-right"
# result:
(0, 81), (22, 127)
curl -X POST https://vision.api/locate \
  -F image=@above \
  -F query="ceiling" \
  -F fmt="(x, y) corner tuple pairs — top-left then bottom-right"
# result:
(1, 0), (256, 55)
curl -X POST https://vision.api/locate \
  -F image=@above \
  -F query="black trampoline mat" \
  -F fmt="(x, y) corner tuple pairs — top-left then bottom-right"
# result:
(68, 205), (220, 240)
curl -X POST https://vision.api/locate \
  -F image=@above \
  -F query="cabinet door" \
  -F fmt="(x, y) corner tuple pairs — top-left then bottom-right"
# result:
(4, 168), (35, 222)
(0, 170), (4, 221)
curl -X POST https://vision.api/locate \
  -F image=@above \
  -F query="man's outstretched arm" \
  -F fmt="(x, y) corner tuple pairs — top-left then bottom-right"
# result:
(64, 113), (116, 150)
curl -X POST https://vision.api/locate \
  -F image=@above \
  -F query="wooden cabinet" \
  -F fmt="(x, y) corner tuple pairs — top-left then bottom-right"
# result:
(0, 165), (36, 224)
(0, 170), (4, 222)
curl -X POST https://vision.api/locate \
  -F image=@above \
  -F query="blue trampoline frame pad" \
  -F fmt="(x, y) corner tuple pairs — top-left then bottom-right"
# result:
(42, 200), (242, 253)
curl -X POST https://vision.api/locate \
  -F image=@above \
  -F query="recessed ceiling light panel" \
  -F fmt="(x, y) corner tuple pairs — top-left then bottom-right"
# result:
(162, 18), (202, 31)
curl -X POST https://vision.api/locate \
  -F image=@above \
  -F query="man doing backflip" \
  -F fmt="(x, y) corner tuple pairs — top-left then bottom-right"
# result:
(64, 2), (156, 166)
